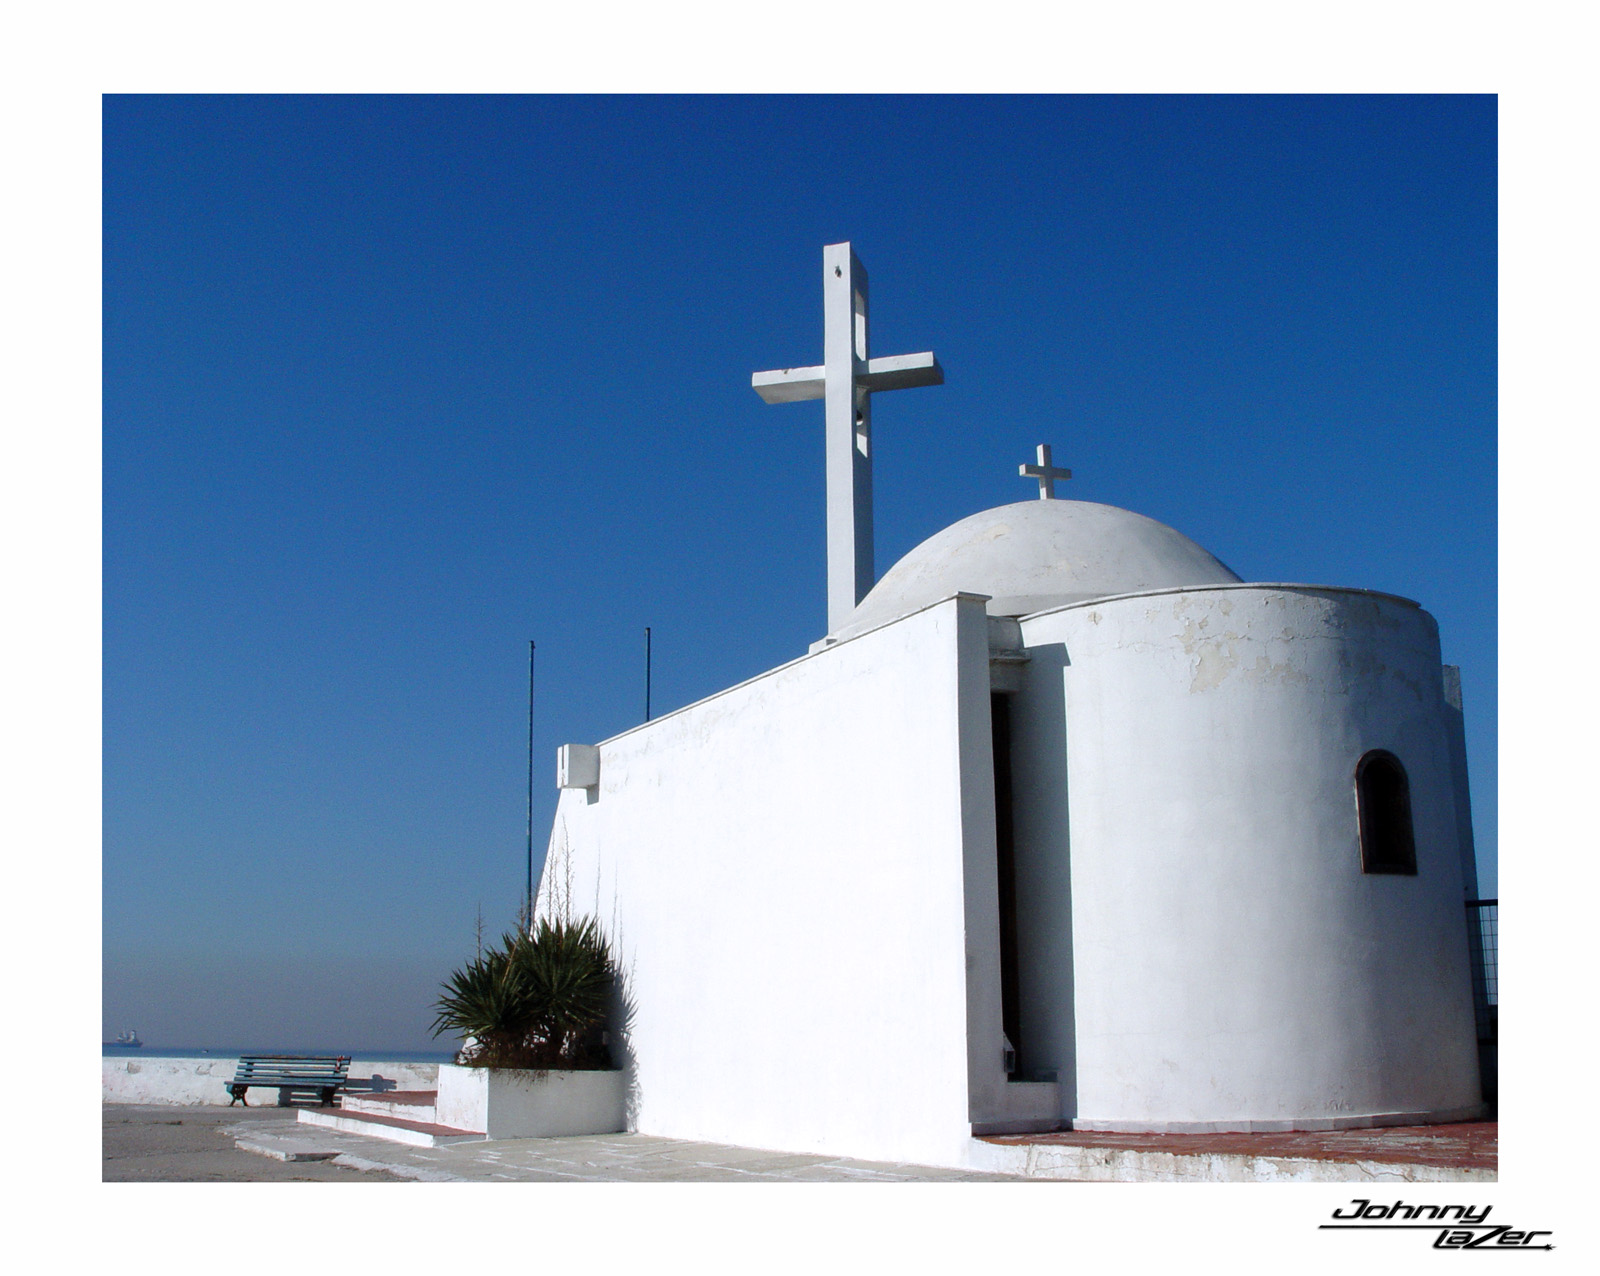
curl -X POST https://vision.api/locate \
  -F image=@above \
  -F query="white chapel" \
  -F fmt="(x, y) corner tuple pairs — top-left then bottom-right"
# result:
(536, 244), (1485, 1172)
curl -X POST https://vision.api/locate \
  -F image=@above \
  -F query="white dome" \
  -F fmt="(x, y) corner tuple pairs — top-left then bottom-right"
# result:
(838, 500), (1241, 637)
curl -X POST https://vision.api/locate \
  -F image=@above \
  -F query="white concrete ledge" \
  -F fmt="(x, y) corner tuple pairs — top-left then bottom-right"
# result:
(1069, 1103), (1490, 1135)
(963, 1138), (1495, 1183)
(102, 1056), (441, 1106)
(297, 1107), (486, 1147)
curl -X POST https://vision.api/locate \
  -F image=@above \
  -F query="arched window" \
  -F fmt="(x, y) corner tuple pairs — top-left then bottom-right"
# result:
(1356, 750), (1417, 875)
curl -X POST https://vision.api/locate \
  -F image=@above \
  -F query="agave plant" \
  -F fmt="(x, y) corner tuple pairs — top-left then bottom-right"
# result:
(431, 917), (615, 1069)
(521, 916), (613, 1068)
(429, 933), (532, 1068)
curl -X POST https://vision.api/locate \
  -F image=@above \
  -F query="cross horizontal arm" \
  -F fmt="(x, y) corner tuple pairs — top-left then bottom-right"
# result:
(751, 352), (943, 404)
(857, 352), (943, 393)
(752, 365), (826, 404)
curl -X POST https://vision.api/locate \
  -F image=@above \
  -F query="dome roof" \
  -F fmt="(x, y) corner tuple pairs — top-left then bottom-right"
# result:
(837, 500), (1241, 637)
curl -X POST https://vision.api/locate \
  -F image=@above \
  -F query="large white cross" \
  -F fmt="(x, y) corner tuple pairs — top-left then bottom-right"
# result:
(753, 243), (943, 633)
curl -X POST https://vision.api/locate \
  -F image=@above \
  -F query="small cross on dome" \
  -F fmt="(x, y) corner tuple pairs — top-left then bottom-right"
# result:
(1020, 444), (1072, 499)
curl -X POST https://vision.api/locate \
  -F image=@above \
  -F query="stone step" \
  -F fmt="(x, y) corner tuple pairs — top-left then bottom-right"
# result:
(339, 1089), (440, 1120)
(298, 1104), (486, 1148)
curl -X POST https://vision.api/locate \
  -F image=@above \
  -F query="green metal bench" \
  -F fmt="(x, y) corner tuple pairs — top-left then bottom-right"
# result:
(224, 1054), (351, 1107)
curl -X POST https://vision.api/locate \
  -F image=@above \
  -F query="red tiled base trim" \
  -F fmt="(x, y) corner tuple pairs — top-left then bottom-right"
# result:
(979, 1121), (1496, 1171)
(347, 1090), (438, 1106)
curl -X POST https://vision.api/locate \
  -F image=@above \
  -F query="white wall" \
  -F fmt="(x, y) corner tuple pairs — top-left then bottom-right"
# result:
(540, 595), (995, 1168)
(102, 1057), (440, 1105)
(1012, 584), (1483, 1131)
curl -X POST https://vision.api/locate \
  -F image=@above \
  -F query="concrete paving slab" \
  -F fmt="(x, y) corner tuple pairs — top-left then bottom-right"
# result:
(224, 1113), (1024, 1181)
(103, 1104), (408, 1181)
(233, 1134), (341, 1162)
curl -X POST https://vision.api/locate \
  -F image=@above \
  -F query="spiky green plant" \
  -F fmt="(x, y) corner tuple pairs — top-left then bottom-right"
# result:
(431, 917), (614, 1069)
(520, 916), (613, 1068)
(429, 933), (533, 1068)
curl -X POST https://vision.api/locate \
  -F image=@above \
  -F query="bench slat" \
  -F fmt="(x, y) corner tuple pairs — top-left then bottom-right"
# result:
(235, 1067), (347, 1077)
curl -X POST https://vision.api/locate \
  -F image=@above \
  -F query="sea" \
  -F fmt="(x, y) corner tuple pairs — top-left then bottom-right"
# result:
(101, 1044), (454, 1062)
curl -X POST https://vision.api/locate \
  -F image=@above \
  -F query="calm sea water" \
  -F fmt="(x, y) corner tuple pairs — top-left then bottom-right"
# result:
(101, 1045), (454, 1062)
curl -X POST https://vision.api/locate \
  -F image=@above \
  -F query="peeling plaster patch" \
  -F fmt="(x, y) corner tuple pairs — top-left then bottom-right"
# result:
(1178, 610), (1231, 657)
(1244, 651), (1309, 688)
(1189, 641), (1239, 694)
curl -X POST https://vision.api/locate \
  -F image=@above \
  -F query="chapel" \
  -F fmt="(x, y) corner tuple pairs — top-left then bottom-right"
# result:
(536, 245), (1485, 1171)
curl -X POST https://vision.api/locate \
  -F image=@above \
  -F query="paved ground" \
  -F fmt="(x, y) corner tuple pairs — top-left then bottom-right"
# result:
(105, 1104), (1495, 1183)
(103, 1104), (1025, 1182)
(103, 1105), (409, 1181)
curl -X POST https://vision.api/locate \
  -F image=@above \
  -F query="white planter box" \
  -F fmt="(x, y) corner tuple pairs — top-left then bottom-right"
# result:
(434, 1063), (627, 1139)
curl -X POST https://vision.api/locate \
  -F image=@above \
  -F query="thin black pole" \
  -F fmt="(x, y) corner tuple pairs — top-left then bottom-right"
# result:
(645, 627), (652, 722)
(526, 639), (535, 932)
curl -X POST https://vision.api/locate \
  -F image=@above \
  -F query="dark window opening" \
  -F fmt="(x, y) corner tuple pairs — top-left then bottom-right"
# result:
(991, 693), (1022, 1074)
(1357, 750), (1417, 875)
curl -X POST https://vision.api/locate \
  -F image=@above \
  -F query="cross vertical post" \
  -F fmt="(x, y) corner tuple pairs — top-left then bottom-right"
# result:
(753, 243), (944, 634)
(824, 243), (873, 628)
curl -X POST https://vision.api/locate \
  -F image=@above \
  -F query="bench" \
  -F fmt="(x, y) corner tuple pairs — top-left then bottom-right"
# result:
(225, 1055), (351, 1107)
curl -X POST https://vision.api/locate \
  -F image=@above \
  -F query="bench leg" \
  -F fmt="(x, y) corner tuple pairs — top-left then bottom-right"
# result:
(227, 1086), (247, 1107)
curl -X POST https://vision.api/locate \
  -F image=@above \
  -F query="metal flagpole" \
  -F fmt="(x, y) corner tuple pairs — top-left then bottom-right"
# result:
(526, 639), (535, 933)
(645, 627), (652, 722)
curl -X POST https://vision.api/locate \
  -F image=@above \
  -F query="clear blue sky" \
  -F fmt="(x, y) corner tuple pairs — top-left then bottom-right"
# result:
(103, 95), (1496, 1052)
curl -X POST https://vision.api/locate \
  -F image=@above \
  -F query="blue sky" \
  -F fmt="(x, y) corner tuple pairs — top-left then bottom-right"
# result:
(102, 94), (1496, 1052)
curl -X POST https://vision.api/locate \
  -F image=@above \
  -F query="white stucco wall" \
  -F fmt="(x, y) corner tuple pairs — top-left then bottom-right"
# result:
(1011, 584), (1483, 1131)
(540, 595), (997, 1169)
(102, 1057), (441, 1105)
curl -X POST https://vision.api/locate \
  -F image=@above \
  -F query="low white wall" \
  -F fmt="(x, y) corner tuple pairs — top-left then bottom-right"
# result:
(102, 1056), (441, 1106)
